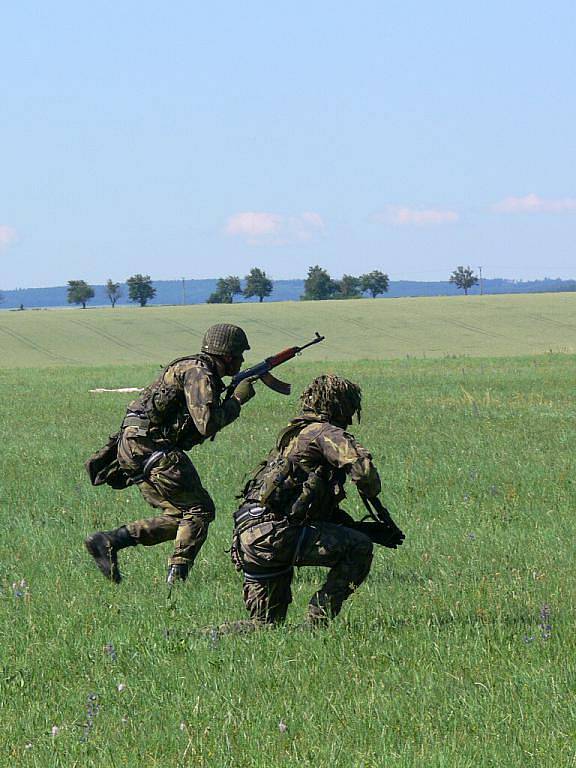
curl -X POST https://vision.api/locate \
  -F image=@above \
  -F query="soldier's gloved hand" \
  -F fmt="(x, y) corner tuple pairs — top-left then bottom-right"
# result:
(233, 378), (256, 405)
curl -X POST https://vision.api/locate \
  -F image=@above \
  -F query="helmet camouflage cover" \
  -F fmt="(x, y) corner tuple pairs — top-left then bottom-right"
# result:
(201, 324), (250, 356)
(300, 374), (362, 426)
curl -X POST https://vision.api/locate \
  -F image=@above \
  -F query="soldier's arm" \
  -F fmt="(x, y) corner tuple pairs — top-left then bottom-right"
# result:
(316, 425), (381, 498)
(183, 367), (241, 437)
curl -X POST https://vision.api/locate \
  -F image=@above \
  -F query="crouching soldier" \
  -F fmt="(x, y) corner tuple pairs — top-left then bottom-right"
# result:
(85, 323), (256, 585)
(231, 374), (403, 626)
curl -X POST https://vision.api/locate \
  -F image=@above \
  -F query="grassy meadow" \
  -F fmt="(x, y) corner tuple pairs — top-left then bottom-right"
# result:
(0, 294), (574, 766)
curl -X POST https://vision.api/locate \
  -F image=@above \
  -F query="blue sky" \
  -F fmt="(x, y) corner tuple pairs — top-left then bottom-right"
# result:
(1, 1), (575, 289)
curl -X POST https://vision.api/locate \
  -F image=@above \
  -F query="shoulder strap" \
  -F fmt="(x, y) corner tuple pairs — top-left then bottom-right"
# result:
(164, 353), (216, 373)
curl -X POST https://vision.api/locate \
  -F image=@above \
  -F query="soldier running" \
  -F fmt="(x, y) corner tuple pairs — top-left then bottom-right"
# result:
(231, 374), (393, 625)
(85, 323), (256, 585)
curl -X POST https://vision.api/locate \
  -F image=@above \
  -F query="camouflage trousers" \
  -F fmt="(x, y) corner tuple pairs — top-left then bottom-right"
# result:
(235, 513), (373, 624)
(118, 430), (215, 567)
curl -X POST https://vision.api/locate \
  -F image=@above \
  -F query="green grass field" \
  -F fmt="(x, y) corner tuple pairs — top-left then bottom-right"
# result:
(0, 295), (574, 766)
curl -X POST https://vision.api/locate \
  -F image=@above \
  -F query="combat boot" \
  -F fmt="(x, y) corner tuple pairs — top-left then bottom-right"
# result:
(85, 526), (136, 583)
(166, 563), (189, 585)
(306, 594), (333, 627)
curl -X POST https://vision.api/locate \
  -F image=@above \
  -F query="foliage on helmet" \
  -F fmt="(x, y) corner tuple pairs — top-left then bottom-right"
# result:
(300, 374), (362, 425)
(201, 324), (250, 356)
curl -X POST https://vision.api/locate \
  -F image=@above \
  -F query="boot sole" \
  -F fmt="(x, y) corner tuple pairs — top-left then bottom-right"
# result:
(85, 535), (121, 583)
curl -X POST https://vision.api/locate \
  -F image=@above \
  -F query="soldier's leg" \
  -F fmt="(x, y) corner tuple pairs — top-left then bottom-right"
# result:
(85, 501), (180, 583)
(243, 573), (293, 624)
(86, 432), (189, 583)
(296, 523), (373, 623)
(237, 517), (296, 623)
(144, 450), (216, 580)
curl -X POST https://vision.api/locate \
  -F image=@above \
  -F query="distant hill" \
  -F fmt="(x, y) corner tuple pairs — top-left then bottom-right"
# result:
(1, 276), (575, 310)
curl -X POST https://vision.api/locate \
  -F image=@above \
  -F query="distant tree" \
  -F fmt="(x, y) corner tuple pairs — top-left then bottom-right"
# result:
(127, 274), (156, 307)
(206, 275), (242, 304)
(360, 270), (389, 298)
(449, 266), (478, 295)
(105, 279), (122, 308)
(243, 267), (273, 302)
(67, 280), (95, 309)
(302, 265), (338, 300)
(336, 274), (362, 298)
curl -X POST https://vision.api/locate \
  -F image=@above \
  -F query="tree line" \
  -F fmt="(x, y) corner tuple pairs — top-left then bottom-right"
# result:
(63, 265), (483, 308)
(66, 274), (156, 308)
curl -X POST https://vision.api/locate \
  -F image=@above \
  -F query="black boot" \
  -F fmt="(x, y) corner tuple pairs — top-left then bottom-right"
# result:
(85, 526), (136, 583)
(166, 563), (189, 586)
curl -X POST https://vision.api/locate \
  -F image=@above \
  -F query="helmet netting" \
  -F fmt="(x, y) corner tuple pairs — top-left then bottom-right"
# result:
(300, 374), (362, 425)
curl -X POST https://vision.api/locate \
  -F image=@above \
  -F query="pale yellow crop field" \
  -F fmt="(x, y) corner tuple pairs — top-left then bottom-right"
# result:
(0, 292), (574, 368)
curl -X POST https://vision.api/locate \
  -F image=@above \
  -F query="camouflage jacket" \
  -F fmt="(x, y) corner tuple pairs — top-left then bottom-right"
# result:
(242, 413), (381, 521)
(124, 353), (241, 450)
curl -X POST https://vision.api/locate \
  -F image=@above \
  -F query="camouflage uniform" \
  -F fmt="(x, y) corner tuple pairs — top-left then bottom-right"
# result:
(85, 324), (252, 583)
(233, 409), (381, 624)
(117, 353), (241, 566)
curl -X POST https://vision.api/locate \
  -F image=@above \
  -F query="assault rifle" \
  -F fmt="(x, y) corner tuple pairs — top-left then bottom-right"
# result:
(225, 332), (325, 398)
(349, 493), (405, 549)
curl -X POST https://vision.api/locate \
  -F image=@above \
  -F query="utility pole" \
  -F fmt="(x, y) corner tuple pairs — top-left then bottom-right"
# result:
(181, 277), (186, 305)
(478, 266), (483, 295)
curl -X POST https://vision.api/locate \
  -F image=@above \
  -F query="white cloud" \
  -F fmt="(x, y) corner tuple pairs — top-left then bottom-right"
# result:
(225, 211), (324, 244)
(381, 207), (459, 226)
(493, 193), (576, 213)
(225, 212), (282, 237)
(0, 225), (17, 248)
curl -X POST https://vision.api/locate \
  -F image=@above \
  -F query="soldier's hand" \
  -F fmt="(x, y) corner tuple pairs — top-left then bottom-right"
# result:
(233, 378), (256, 405)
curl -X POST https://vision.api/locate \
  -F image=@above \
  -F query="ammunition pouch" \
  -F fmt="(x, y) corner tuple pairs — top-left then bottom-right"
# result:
(288, 468), (327, 523)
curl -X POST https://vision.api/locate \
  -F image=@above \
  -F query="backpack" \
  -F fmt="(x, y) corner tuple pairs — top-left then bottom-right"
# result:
(85, 432), (132, 490)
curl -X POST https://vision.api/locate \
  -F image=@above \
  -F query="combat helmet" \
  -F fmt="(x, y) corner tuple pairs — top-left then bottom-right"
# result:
(201, 324), (250, 356)
(300, 374), (362, 427)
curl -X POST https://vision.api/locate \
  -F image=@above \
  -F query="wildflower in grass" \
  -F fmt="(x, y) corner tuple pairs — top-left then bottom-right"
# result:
(179, 721), (187, 732)
(117, 683), (126, 692)
(51, 725), (60, 737)
(81, 693), (99, 742)
(278, 719), (288, 734)
(104, 642), (117, 661)
(12, 579), (28, 598)
(523, 635), (535, 644)
(539, 604), (552, 640)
